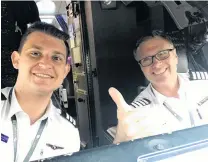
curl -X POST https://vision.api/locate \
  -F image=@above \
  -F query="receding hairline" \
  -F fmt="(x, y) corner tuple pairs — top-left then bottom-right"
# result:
(135, 36), (174, 60)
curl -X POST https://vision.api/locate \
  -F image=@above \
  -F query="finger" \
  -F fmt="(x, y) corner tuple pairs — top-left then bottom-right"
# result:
(108, 87), (130, 112)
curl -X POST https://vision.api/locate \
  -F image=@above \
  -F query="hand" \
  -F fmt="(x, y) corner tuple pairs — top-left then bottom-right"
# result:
(108, 87), (152, 141)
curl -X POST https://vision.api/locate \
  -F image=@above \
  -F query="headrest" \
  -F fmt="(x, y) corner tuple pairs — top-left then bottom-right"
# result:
(176, 47), (188, 73)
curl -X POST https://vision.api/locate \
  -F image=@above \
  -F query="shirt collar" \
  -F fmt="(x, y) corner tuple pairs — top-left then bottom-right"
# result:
(150, 84), (167, 104)
(38, 100), (56, 121)
(150, 74), (188, 104)
(8, 88), (56, 122)
(8, 88), (22, 119)
(177, 73), (189, 97)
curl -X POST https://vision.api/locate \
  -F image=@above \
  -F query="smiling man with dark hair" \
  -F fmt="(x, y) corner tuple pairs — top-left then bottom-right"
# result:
(1, 22), (80, 162)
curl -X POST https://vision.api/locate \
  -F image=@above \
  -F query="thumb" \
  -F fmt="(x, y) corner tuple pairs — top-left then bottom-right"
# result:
(108, 87), (130, 112)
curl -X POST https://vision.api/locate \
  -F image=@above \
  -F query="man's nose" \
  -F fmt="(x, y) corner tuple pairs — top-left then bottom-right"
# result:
(38, 56), (52, 69)
(152, 57), (162, 67)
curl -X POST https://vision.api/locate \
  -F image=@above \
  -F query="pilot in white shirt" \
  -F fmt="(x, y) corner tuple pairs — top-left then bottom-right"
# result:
(0, 22), (80, 162)
(109, 31), (208, 143)
(131, 74), (208, 138)
(1, 87), (80, 162)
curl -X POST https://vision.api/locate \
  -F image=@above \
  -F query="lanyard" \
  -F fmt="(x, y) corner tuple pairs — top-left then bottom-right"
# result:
(150, 85), (195, 126)
(11, 115), (47, 162)
(8, 88), (48, 162)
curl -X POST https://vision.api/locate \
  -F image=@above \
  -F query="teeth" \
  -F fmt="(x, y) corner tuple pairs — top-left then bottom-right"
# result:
(155, 72), (163, 75)
(154, 69), (166, 75)
(35, 73), (51, 78)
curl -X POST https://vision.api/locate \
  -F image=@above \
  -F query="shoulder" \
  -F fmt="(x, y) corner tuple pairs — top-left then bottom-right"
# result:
(178, 73), (208, 88)
(1, 87), (13, 117)
(178, 73), (190, 82)
(49, 96), (79, 137)
(50, 107), (80, 150)
(188, 79), (208, 86)
(52, 107), (78, 130)
(179, 75), (208, 104)
(187, 80), (208, 102)
(51, 107), (79, 140)
(187, 79), (208, 93)
(50, 96), (77, 128)
(1, 87), (12, 100)
(131, 85), (153, 108)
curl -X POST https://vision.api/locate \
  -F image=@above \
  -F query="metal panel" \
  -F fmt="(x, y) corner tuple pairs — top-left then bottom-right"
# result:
(76, 93), (91, 148)
(67, 1), (96, 149)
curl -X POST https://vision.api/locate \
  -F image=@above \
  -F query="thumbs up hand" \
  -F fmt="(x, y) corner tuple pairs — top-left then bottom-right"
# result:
(108, 87), (156, 142)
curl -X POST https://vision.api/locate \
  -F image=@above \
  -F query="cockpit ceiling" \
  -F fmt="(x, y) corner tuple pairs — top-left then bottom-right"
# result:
(35, 0), (69, 28)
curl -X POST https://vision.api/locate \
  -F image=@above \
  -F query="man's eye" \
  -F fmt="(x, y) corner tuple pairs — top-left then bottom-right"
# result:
(158, 51), (168, 56)
(52, 55), (63, 62)
(143, 57), (151, 62)
(157, 51), (169, 59)
(30, 52), (41, 57)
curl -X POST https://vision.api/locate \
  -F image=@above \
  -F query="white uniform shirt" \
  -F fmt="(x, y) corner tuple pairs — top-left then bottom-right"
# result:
(131, 74), (208, 138)
(0, 87), (80, 162)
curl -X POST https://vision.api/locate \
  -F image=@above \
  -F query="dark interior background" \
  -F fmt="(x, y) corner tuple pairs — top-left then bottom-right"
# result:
(2, 1), (208, 149)
(84, 1), (181, 145)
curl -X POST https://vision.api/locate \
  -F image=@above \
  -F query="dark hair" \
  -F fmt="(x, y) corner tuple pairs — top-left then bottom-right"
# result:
(18, 21), (70, 61)
(133, 30), (174, 61)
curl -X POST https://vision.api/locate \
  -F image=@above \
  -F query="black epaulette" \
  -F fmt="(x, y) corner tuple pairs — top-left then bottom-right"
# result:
(51, 93), (77, 127)
(1, 92), (7, 101)
(189, 71), (208, 80)
(131, 98), (151, 108)
(57, 108), (77, 128)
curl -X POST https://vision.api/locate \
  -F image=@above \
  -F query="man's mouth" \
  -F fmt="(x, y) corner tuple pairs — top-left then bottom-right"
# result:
(33, 73), (54, 78)
(153, 68), (167, 75)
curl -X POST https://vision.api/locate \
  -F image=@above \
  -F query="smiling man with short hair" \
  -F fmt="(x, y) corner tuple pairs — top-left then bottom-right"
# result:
(109, 31), (208, 144)
(1, 22), (80, 162)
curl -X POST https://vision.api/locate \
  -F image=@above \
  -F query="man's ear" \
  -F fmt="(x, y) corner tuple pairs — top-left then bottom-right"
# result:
(64, 63), (70, 78)
(11, 51), (20, 69)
